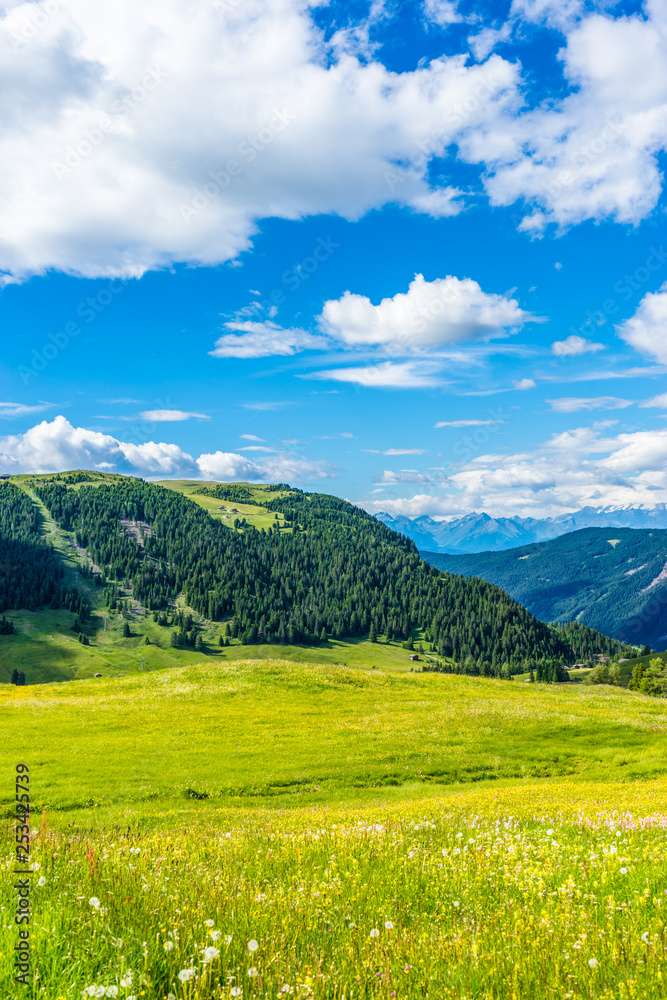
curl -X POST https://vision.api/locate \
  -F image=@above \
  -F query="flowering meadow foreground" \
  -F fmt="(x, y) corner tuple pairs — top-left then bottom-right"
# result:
(3, 661), (667, 998)
(3, 781), (667, 1000)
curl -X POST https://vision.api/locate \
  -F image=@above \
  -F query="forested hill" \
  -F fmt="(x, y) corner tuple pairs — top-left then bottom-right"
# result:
(18, 476), (632, 675)
(0, 483), (84, 616)
(422, 527), (667, 648)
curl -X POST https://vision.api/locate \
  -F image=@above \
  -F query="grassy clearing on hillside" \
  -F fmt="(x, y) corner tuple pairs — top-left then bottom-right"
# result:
(0, 606), (430, 683)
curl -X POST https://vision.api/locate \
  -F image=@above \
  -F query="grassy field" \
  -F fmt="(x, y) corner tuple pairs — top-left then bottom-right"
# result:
(2, 661), (667, 997)
(157, 480), (295, 532)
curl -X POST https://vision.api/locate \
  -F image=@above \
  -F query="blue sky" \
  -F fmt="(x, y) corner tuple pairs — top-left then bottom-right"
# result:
(1, 0), (667, 517)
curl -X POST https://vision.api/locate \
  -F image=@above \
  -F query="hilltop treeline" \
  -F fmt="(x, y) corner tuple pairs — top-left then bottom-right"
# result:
(31, 478), (631, 674)
(0, 482), (80, 614)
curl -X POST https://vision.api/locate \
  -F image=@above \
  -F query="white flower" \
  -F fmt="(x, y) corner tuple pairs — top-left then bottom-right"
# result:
(178, 969), (196, 983)
(110, 937), (123, 948)
(348, 922), (356, 929)
(247, 967), (258, 977)
(609, 844), (617, 854)
(224, 934), (233, 945)
(641, 931), (650, 943)
(94, 989), (106, 999)
(105, 988), (119, 998)
(620, 867), (628, 874)
(82, 988), (98, 998)
(255, 892), (267, 901)
(88, 897), (100, 910)
(455, 833), (463, 839)
(204, 919), (215, 927)
(247, 939), (259, 952)
(231, 989), (243, 997)
(453, 848), (461, 855)
(37, 876), (46, 886)
(30, 862), (41, 871)
(130, 847), (141, 854)
(120, 972), (133, 987)
(408, 851), (415, 859)
(546, 829), (554, 836)
(453, 900), (460, 908)
(384, 921), (394, 929)
(588, 958), (598, 968)
(163, 940), (174, 951)
(203, 946), (219, 962)
(210, 930), (221, 941)
(167, 995), (176, 1000)
(370, 928), (380, 938)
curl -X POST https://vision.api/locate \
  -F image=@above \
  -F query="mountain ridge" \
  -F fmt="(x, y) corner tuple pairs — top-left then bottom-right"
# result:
(375, 504), (667, 553)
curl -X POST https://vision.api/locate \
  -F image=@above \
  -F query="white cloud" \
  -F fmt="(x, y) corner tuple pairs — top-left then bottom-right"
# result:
(513, 378), (536, 390)
(364, 424), (667, 517)
(468, 4), (667, 229)
(374, 469), (441, 485)
(0, 0), (523, 281)
(302, 360), (444, 389)
(547, 396), (633, 413)
(383, 448), (427, 455)
(640, 393), (667, 408)
(435, 418), (501, 427)
(0, 401), (54, 418)
(0, 415), (336, 483)
(616, 283), (667, 363)
(139, 409), (210, 421)
(210, 321), (328, 359)
(551, 335), (605, 356)
(0, 415), (195, 475)
(423, 0), (462, 27)
(318, 274), (532, 350)
(240, 434), (265, 441)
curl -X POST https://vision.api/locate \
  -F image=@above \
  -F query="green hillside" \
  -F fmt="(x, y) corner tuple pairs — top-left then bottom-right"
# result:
(0, 474), (636, 686)
(423, 526), (667, 649)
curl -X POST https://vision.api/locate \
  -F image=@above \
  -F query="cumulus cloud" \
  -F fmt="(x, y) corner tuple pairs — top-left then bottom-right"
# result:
(0, 0), (523, 281)
(513, 378), (536, 390)
(362, 423), (667, 518)
(0, 415), (337, 482)
(551, 335), (605, 356)
(210, 321), (328, 359)
(302, 361), (444, 389)
(465, 4), (667, 230)
(139, 409), (210, 421)
(318, 274), (533, 350)
(423, 0), (462, 27)
(547, 396), (633, 413)
(0, 415), (195, 476)
(616, 283), (667, 363)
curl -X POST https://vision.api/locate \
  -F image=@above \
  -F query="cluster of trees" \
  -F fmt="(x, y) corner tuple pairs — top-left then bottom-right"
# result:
(192, 484), (254, 502)
(0, 616), (15, 635)
(32, 479), (632, 676)
(10, 669), (26, 685)
(0, 483), (79, 615)
(628, 658), (667, 696)
(552, 621), (635, 662)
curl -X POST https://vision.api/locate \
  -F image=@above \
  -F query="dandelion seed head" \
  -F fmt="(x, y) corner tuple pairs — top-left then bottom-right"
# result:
(247, 938), (259, 952)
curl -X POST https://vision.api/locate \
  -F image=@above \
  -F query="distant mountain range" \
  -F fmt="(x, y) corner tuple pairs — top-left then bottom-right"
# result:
(376, 505), (667, 554)
(422, 527), (667, 649)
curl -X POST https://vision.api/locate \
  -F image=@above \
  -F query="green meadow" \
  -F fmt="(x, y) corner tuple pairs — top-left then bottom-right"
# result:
(2, 662), (667, 998)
